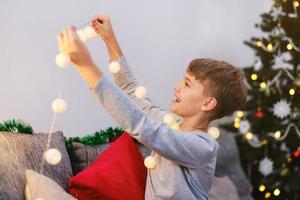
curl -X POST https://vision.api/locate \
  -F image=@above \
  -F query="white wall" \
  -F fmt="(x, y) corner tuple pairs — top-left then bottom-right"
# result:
(0, 0), (272, 136)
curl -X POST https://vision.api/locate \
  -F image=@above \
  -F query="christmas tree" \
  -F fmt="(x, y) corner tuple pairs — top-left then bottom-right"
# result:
(221, 0), (300, 199)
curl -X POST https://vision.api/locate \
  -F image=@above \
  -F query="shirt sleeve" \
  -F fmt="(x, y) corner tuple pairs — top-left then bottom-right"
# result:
(111, 56), (170, 123)
(89, 74), (219, 168)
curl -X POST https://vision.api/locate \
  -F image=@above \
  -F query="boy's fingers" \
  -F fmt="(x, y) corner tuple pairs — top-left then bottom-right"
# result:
(56, 33), (64, 45)
(62, 28), (69, 42)
(66, 26), (74, 41)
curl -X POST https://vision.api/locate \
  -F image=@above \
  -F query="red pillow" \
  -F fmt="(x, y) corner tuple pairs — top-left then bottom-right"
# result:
(68, 132), (147, 200)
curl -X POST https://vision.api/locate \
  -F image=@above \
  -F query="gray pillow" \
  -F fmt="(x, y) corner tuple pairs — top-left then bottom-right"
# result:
(68, 142), (111, 175)
(0, 131), (73, 200)
(68, 139), (151, 175)
(215, 130), (253, 200)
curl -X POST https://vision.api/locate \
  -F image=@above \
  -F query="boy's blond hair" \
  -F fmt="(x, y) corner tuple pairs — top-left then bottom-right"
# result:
(186, 58), (247, 120)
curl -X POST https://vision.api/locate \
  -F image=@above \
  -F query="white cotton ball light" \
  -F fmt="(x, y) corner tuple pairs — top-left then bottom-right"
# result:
(55, 53), (71, 68)
(44, 148), (62, 165)
(163, 113), (175, 125)
(52, 98), (68, 114)
(171, 122), (180, 130)
(76, 29), (88, 42)
(84, 26), (99, 39)
(108, 61), (121, 74)
(208, 127), (220, 139)
(144, 156), (157, 169)
(135, 86), (147, 99)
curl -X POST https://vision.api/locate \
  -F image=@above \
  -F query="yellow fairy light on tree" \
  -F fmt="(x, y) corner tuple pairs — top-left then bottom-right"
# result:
(262, 140), (268, 145)
(260, 82), (267, 89)
(267, 43), (273, 51)
(287, 43), (293, 50)
(273, 188), (280, 196)
(265, 192), (271, 199)
(234, 122), (240, 128)
(256, 40), (263, 47)
(251, 73), (258, 81)
(274, 131), (281, 139)
(236, 111), (244, 118)
(289, 88), (296, 96)
(234, 117), (240, 123)
(294, 0), (299, 8)
(245, 132), (253, 140)
(259, 185), (266, 192)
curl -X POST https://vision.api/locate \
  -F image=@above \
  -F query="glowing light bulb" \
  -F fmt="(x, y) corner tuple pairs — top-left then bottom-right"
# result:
(144, 156), (156, 169)
(108, 61), (121, 74)
(44, 148), (62, 165)
(237, 111), (244, 118)
(134, 86), (147, 99)
(267, 44), (273, 51)
(245, 132), (253, 140)
(273, 188), (280, 196)
(274, 131), (281, 139)
(259, 185), (266, 192)
(294, 1), (299, 8)
(234, 122), (240, 128)
(260, 82), (267, 89)
(256, 41), (263, 47)
(265, 192), (271, 198)
(208, 127), (220, 139)
(52, 98), (68, 114)
(55, 53), (71, 68)
(251, 73), (258, 81)
(287, 43), (293, 50)
(289, 88), (296, 96)
(163, 113), (175, 125)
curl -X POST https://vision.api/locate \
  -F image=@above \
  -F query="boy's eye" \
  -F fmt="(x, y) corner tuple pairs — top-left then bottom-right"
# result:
(185, 82), (190, 87)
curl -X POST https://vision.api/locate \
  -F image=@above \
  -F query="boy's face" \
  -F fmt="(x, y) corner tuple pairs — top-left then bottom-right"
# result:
(169, 72), (215, 118)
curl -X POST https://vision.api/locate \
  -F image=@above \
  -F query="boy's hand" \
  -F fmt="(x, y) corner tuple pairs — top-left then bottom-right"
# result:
(57, 26), (95, 67)
(91, 15), (115, 41)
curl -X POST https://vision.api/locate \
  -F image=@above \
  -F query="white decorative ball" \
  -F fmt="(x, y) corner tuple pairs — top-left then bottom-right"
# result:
(44, 148), (62, 165)
(55, 53), (70, 68)
(259, 157), (274, 176)
(163, 113), (175, 125)
(171, 122), (180, 130)
(52, 98), (68, 114)
(144, 156), (157, 169)
(108, 61), (121, 74)
(208, 127), (220, 139)
(134, 86), (147, 99)
(76, 29), (88, 42)
(84, 26), (99, 39)
(239, 120), (251, 134)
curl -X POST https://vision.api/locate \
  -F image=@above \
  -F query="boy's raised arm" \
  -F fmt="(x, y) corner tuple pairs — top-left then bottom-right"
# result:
(91, 16), (169, 122)
(57, 26), (218, 168)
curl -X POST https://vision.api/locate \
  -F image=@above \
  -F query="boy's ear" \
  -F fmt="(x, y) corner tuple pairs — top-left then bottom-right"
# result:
(201, 97), (217, 112)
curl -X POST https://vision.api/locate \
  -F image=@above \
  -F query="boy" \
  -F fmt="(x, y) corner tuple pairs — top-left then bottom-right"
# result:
(57, 15), (247, 200)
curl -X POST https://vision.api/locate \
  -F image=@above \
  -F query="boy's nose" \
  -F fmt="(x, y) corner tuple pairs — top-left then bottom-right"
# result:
(174, 84), (180, 92)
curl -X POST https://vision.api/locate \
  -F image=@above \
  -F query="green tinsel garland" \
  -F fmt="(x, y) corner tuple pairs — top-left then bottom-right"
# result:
(0, 119), (124, 150)
(0, 119), (33, 134)
(65, 127), (124, 150)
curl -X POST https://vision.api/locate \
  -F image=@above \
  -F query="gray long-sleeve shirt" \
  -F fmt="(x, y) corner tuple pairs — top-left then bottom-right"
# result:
(89, 56), (219, 200)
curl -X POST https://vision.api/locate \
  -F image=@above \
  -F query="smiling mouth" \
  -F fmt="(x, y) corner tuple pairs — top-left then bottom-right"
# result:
(173, 95), (181, 103)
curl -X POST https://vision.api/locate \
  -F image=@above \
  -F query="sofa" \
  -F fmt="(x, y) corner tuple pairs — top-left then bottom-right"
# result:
(0, 129), (253, 200)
